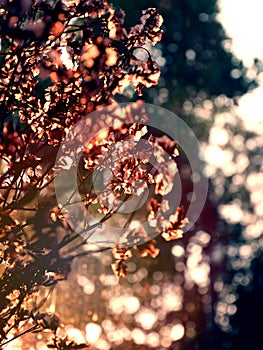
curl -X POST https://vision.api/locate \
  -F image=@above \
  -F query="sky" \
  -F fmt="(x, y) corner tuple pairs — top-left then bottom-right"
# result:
(218, 0), (263, 66)
(218, 0), (263, 131)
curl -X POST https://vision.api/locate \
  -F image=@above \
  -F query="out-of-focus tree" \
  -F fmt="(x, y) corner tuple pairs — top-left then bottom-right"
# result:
(108, 1), (263, 350)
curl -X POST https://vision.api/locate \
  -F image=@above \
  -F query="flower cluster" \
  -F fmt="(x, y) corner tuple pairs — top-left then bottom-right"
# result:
(64, 103), (188, 278)
(111, 247), (132, 278)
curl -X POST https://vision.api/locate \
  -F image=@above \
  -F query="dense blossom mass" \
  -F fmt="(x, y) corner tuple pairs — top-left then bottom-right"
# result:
(0, 0), (187, 348)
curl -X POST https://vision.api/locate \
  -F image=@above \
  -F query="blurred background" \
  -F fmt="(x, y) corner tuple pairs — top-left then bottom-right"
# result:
(14, 0), (263, 349)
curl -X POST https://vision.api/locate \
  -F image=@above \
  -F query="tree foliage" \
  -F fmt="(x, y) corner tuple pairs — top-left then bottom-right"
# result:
(0, 0), (190, 348)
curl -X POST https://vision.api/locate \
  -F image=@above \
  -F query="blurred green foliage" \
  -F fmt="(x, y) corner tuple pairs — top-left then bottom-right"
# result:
(112, 0), (258, 109)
